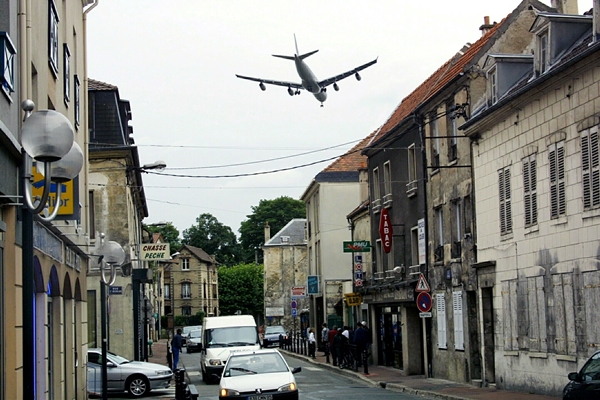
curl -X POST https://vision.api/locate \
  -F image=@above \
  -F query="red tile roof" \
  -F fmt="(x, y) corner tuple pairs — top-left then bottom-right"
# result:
(322, 130), (377, 172)
(88, 78), (118, 91)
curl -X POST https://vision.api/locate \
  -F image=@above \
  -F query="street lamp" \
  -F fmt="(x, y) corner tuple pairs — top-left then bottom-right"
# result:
(19, 100), (83, 399)
(98, 240), (125, 400)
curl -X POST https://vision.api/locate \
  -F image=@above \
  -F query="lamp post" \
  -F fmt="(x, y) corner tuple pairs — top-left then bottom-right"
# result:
(19, 100), (83, 399)
(98, 240), (125, 400)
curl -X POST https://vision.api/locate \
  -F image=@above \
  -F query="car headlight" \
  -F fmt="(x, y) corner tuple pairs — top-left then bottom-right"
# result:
(220, 388), (240, 397)
(277, 382), (296, 392)
(155, 370), (171, 376)
(208, 358), (222, 366)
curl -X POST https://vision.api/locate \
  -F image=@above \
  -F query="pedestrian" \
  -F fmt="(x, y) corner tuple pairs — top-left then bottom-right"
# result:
(333, 328), (347, 368)
(321, 323), (329, 356)
(328, 325), (338, 366)
(353, 322), (368, 367)
(308, 327), (316, 359)
(166, 334), (173, 371)
(171, 328), (183, 370)
(342, 325), (350, 340)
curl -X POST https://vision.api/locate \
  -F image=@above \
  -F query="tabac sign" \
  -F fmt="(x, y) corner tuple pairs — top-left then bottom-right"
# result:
(140, 243), (170, 260)
(379, 208), (393, 253)
(31, 165), (78, 219)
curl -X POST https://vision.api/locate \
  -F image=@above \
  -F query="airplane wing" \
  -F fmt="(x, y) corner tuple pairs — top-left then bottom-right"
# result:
(235, 74), (304, 90)
(317, 58), (378, 88)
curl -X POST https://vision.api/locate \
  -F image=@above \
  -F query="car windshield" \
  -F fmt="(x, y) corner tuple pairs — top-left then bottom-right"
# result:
(223, 352), (289, 377)
(265, 326), (286, 335)
(581, 353), (600, 381)
(107, 351), (130, 365)
(206, 326), (258, 348)
(189, 330), (202, 338)
(183, 326), (201, 335)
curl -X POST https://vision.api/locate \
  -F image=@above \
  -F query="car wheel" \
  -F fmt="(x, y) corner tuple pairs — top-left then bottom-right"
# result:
(126, 375), (150, 398)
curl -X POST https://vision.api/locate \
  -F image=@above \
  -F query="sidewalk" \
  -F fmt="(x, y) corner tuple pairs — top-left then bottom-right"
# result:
(281, 348), (562, 400)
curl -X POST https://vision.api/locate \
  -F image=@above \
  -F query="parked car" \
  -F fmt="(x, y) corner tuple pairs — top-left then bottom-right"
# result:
(186, 329), (202, 353)
(563, 350), (600, 399)
(87, 348), (173, 398)
(217, 348), (301, 399)
(182, 325), (202, 347)
(263, 325), (287, 347)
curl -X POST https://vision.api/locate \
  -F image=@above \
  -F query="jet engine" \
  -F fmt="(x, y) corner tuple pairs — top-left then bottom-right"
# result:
(333, 82), (339, 91)
(259, 82), (266, 91)
(355, 72), (362, 81)
(288, 87), (294, 96)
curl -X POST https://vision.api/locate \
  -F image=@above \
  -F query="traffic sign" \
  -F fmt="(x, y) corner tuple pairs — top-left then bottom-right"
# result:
(415, 273), (431, 292)
(291, 308), (297, 317)
(416, 292), (432, 313)
(291, 300), (297, 309)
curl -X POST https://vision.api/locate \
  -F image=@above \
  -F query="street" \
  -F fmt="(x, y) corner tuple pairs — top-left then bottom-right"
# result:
(101, 349), (434, 399)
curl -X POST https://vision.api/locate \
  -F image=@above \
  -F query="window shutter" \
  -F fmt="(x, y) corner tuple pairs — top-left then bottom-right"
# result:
(591, 130), (600, 207)
(523, 155), (537, 226)
(453, 291), (464, 351)
(499, 170), (506, 234)
(557, 143), (566, 215)
(436, 293), (447, 349)
(504, 169), (512, 232)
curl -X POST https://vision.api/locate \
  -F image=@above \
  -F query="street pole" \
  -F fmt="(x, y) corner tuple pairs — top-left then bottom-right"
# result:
(21, 200), (34, 399)
(101, 280), (108, 400)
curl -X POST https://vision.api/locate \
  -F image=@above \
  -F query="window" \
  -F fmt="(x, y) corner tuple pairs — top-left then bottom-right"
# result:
(431, 117), (440, 168)
(434, 207), (444, 261)
(376, 239), (383, 274)
(74, 75), (80, 127)
(0, 32), (16, 95)
(182, 258), (190, 270)
(548, 141), (566, 217)
(49, 1), (59, 74)
(383, 161), (392, 196)
(523, 154), (538, 226)
(181, 283), (191, 299)
(498, 167), (512, 235)
(63, 44), (70, 104)
(372, 167), (381, 200)
(182, 306), (191, 316)
(489, 66), (498, 104)
(164, 284), (170, 299)
(451, 199), (462, 258)
(411, 226), (419, 266)
(582, 127), (600, 210)
(447, 103), (458, 161)
(407, 144), (418, 193)
(538, 30), (548, 74)
(453, 291), (464, 351)
(436, 293), (447, 349)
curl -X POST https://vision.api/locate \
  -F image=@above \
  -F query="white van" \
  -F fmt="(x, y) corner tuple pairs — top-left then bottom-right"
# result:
(200, 315), (260, 383)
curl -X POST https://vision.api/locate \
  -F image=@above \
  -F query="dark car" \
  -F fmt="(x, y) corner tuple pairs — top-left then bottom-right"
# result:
(263, 325), (287, 348)
(563, 350), (600, 399)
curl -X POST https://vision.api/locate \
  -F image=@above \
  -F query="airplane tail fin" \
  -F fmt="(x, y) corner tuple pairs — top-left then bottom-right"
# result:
(272, 34), (318, 60)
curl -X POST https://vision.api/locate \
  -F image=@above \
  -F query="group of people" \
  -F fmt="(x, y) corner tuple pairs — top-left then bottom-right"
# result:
(317, 321), (371, 368)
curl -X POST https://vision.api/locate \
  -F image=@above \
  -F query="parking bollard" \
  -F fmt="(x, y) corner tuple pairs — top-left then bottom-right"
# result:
(175, 368), (187, 399)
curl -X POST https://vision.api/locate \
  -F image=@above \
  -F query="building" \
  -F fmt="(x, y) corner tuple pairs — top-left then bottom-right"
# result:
(263, 219), (308, 334)
(170, 244), (219, 322)
(1, 1), (95, 398)
(461, 1), (600, 395)
(88, 78), (152, 361)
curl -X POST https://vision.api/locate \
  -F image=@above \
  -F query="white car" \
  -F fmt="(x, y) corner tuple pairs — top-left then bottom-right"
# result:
(218, 349), (301, 399)
(87, 348), (173, 398)
(182, 325), (202, 346)
(186, 329), (202, 353)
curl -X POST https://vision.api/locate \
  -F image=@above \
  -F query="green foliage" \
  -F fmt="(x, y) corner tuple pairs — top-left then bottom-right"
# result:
(144, 222), (181, 255)
(238, 196), (305, 263)
(173, 311), (205, 328)
(182, 213), (243, 266)
(218, 263), (264, 316)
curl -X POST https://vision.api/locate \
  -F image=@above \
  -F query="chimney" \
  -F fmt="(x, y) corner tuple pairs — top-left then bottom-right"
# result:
(264, 221), (271, 243)
(479, 16), (495, 36)
(551, 0), (578, 14)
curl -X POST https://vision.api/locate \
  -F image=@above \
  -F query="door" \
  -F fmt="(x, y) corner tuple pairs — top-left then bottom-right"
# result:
(481, 287), (495, 384)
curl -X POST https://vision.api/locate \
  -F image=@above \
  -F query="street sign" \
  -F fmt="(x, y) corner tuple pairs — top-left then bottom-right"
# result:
(419, 312), (432, 318)
(291, 286), (306, 299)
(109, 286), (123, 295)
(416, 292), (433, 313)
(291, 308), (297, 317)
(415, 273), (431, 292)
(343, 241), (372, 252)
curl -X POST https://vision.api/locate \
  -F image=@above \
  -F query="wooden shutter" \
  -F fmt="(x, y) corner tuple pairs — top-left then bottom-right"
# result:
(453, 291), (464, 351)
(436, 293), (447, 349)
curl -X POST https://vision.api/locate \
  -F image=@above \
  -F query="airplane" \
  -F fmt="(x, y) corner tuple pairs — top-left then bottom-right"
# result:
(236, 35), (377, 107)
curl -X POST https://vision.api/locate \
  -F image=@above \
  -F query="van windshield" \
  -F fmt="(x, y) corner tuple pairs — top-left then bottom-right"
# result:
(206, 326), (258, 348)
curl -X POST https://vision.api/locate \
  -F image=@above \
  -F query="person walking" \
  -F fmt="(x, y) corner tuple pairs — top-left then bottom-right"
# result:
(166, 334), (173, 371)
(333, 328), (347, 368)
(308, 327), (316, 359)
(321, 323), (329, 358)
(171, 328), (183, 370)
(353, 322), (368, 367)
(328, 325), (338, 366)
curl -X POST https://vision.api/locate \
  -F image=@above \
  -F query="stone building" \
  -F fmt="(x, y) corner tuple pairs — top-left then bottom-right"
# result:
(263, 219), (308, 334)
(461, 1), (600, 395)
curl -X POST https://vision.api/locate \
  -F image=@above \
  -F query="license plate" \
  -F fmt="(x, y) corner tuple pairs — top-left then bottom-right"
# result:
(247, 395), (272, 400)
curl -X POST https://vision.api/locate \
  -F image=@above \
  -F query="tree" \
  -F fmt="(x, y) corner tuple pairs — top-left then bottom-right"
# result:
(239, 196), (306, 263)
(144, 222), (181, 255)
(182, 213), (242, 266)
(218, 263), (263, 316)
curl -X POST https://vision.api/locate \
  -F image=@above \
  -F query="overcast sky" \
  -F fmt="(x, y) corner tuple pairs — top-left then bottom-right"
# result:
(86, 0), (590, 237)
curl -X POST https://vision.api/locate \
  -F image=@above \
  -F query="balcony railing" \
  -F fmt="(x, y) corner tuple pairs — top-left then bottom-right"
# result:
(383, 193), (393, 207)
(371, 198), (381, 213)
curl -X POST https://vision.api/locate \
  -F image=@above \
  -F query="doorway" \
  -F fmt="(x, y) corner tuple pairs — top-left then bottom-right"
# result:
(481, 287), (495, 384)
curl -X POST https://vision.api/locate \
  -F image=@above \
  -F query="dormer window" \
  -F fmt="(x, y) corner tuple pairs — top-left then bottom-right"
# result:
(483, 54), (533, 106)
(538, 30), (548, 74)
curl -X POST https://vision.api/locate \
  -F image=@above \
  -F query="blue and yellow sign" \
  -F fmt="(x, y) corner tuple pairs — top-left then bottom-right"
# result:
(31, 165), (79, 219)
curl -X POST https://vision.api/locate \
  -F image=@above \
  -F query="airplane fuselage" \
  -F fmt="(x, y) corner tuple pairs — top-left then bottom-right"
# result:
(295, 56), (327, 103)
